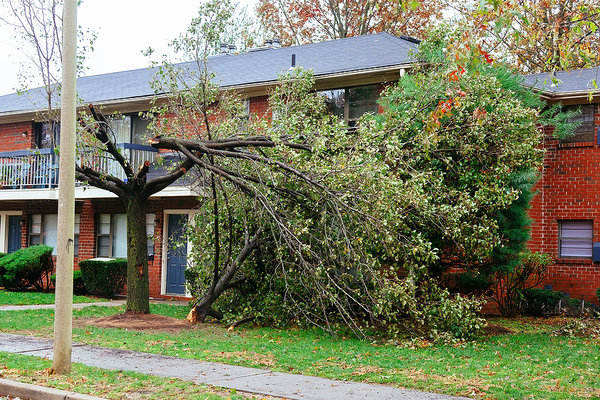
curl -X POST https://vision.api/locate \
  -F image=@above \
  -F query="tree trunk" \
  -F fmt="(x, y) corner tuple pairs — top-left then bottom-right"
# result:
(125, 195), (150, 314)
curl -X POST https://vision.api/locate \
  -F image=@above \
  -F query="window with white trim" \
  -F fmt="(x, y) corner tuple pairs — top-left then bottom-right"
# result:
(29, 214), (58, 255)
(97, 213), (156, 259)
(559, 220), (593, 258)
(96, 213), (127, 258)
(146, 213), (156, 259)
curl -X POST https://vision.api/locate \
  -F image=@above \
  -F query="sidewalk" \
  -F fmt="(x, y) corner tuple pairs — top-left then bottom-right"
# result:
(0, 298), (189, 311)
(0, 332), (469, 400)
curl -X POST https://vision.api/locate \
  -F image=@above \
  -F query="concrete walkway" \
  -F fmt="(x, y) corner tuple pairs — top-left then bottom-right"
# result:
(0, 300), (126, 311)
(0, 332), (469, 400)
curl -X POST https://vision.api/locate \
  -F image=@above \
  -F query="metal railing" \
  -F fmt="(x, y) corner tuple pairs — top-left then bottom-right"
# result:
(0, 144), (160, 189)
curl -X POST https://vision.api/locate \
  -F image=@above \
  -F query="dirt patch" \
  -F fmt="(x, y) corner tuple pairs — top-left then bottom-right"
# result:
(79, 312), (195, 333)
(483, 324), (513, 335)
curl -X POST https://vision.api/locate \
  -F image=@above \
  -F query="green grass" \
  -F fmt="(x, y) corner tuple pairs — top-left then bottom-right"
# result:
(0, 290), (104, 305)
(0, 352), (260, 399)
(1, 304), (599, 399)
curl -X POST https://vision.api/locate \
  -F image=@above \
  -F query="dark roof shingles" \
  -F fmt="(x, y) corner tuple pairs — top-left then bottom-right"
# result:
(0, 33), (417, 115)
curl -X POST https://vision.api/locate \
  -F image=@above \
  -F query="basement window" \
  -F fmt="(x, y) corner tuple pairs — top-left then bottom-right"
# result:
(559, 220), (593, 258)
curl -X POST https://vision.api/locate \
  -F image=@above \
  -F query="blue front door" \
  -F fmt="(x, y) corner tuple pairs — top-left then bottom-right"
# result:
(166, 214), (187, 295)
(7, 215), (21, 253)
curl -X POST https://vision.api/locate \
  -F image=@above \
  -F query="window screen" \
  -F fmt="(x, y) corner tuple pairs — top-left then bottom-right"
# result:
(559, 220), (593, 258)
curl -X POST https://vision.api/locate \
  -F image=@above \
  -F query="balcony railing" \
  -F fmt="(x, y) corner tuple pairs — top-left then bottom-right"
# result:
(0, 144), (161, 189)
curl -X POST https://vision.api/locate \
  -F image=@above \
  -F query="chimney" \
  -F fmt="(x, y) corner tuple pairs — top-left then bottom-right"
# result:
(291, 54), (296, 68)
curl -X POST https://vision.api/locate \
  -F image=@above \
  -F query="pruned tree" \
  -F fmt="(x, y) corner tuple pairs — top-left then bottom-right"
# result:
(148, 66), (379, 333)
(257, 0), (443, 45)
(76, 105), (193, 314)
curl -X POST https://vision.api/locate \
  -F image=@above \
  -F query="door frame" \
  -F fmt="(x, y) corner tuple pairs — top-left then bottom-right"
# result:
(0, 211), (22, 253)
(161, 210), (194, 296)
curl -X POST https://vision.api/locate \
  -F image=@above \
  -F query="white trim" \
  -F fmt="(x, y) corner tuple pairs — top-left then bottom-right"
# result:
(0, 185), (201, 201)
(161, 210), (194, 296)
(0, 211), (22, 253)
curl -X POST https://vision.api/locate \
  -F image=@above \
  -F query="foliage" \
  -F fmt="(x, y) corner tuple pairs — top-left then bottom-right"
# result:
(493, 251), (553, 316)
(257, 0), (443, 45)
(50, 269), (86, 295)
(552, 316), (600, 338)
(0, 245), (53, 291)
(78, 259), (127, 298)
(373, 278), (485, 342)
(520, 288), (563, 315)
(154, 28), (559, 340)
(597, 288), (600, 306)
(453, 0), (600, 73)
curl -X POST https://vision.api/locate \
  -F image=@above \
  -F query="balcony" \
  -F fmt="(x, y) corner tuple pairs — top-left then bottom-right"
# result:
(0, 144), (161, 189)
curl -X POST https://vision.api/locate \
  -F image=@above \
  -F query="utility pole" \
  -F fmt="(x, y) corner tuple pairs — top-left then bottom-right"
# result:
(52, 0), (77, 374)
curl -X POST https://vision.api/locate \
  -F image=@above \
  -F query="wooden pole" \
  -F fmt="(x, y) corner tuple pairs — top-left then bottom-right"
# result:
(52, 0), (77, 374)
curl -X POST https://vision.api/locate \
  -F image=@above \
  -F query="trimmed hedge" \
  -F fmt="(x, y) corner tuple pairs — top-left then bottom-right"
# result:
(0, 245), (54, 290)
(50, 270), (87, 295)
(520, 288), (563, 315)
(79, 258), (127, 298)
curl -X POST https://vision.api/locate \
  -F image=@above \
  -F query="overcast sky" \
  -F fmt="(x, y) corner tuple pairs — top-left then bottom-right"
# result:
(0, 0), (257, 96)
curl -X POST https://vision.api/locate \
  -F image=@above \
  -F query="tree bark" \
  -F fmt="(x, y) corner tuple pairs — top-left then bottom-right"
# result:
(124, 195), (150, 314)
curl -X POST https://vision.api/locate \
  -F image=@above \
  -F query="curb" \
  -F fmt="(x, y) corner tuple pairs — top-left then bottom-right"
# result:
(0, 378), (108, 400)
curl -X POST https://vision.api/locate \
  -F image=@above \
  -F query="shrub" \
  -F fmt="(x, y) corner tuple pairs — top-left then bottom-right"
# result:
(597, 288), (600, 307)
(0, 245), (54, 290)
(493, 251), (552, 316)
(50, 270), (87, 295)
(520, 288), (563, 315)
(79, 258), (127, 298)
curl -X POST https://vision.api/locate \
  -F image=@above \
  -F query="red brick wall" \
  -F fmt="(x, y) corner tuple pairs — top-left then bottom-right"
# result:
(529, 103), (600, 303)
(0, 122), (34, 152)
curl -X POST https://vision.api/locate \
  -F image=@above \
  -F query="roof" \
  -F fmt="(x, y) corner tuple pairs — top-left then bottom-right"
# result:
(0, 33), (418, 116)
(522, 67), (600, 98)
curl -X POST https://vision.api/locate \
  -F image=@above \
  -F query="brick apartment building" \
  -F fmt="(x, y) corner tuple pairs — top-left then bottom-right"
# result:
(0, 33), (418, 298)
(0, 33), (598, 303)
(524, 68), (600, 303)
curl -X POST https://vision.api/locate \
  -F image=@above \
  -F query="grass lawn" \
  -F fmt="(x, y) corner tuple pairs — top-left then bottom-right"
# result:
(0, 290), (104, 305)
(0, 352), (268, 399)
(1, 304), (599, 399)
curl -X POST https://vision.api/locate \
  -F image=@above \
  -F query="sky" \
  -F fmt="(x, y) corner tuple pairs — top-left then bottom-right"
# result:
(0, 0), (258, 96)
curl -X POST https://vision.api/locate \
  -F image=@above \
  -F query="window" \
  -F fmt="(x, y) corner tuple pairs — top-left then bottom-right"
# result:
(97, 213), (155, 259)
(29, 214), (58, 255)
(561, 104), (596, 143)
(559, 220), (593, 258)
(96, 213), (127, 258)
(30, 214), (80, 256)
(146, 213), (156, 259)
(34, 122), (60, 149)
(74, 214), (80, 257)
(106, 114), (152, 145)
(322, 84), (379, 126)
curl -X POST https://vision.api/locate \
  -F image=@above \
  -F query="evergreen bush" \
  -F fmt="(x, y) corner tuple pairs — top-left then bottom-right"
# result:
(0, 245), (54, 290)
(520, 288), (563, 315)
(50, 270), (87, 294)
(79, 258), (127, 298)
